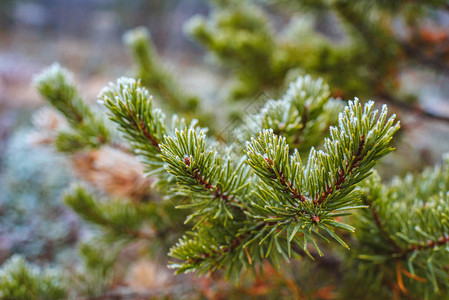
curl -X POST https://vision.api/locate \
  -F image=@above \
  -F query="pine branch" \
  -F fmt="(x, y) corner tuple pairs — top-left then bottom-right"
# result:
(362, 196), (402, 253)
(34, 62), (402, 289)
(50, 68), (400, 281)
(170, 99), (399, 277)
(161, 128), (250, 222)
(353, 155), (449, 297)
(0, 256), (68, 300)
(34, 64), (111, 152)
(21, 1), (449, 297)
(242, 75), (344, 152)
(402, 236), (449, 255)
(246, 100), (399, 252)
(123, 27), (200, 112)
(99, 77), (166, 173)
(34, 63), (93, 125)
(65, 186), (155, 241)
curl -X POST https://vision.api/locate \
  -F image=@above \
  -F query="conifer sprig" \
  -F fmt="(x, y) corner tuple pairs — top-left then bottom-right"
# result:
(123, 27), (219, 131)
(244, 100), (399, 253)
(35, 64), (401, 284)
(352, 156), (449, 297)
(34, 64), (111, 152)
(65, 186), (155, 241)
(168, 99), (399, 276)
(94, 72), (400, 279)
(99, 77), (167, 173)
(243, 75), (344, 152)
(123, 27), (200, 113)
(160, 128), (251, 223)
(0, 256), (67, 300)
(185, 0), (280, 100)
(17, 0), (449, 296)
(34, 64), (92, 125)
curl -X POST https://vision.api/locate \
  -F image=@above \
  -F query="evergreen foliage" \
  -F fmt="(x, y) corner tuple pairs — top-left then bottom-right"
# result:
(93, 72), (399, 283)
(3, 0), (449, 299)
(123, 27), (200, 113)
(184, 0), (449, 121)
(185, 0), (284, 100)
(34, 64), (112, 153)
(99, 77), (167, 173)
(123, 27), (213, 129)
(346, 156), (449, 298)
(0, 256), (67, 300)
(241, 75), (344, 152)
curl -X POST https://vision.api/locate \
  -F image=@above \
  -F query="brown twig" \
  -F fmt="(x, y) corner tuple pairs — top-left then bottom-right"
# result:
(137, 120), (160, 150)
(402, 235), (449, 254)
(265, 157), (307, 203)
(185, 134), (369, 266)
(362, 197), (403, 253)
(183, 157), (247, 211)
(127, 108), (161, 151)
(186, 222), (267, 265)
(316, 135), (366, 205)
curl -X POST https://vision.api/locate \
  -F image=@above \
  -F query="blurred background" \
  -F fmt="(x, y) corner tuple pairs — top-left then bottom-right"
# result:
(1, 0), (449, 298)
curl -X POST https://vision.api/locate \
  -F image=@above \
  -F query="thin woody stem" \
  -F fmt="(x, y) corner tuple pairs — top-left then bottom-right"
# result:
(265, 157), (307, 203)
(363, 197), (403, 252)
(187, 223), (267, 265)
(183, 157), (248, 212)
(401, 235), (449, 255)
(128, 108), (161, 151)
(316, 134), (366, 205)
